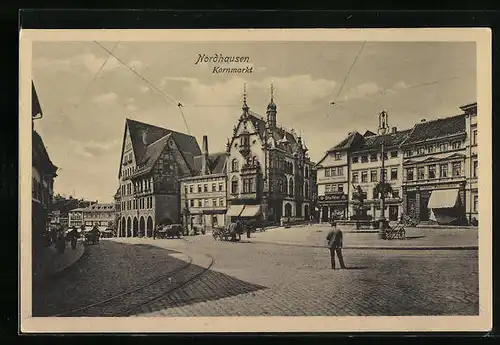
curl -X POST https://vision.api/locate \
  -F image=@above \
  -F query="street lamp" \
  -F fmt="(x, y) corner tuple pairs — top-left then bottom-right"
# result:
(378, 110), (389, 239)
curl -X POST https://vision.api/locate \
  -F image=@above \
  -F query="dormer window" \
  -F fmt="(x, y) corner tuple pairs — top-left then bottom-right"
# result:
(231, 159), (239, 172)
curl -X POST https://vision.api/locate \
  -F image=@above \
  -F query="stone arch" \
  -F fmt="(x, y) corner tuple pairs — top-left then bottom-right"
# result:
(120, 217), (126, 237)
(147, 216), (153, 237)
(139, 216), (145, 237)
(127, 217), (131, 237)
(284, 203), (292, 218)
(133, 217), (138, 237)
(304, 204), (310, 220)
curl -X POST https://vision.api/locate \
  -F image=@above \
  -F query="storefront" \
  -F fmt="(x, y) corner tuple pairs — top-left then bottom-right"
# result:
(318, 194), (348, 222)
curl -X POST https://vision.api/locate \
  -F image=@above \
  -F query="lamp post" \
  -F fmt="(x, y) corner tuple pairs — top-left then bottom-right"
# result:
(378, 110), (389, 239)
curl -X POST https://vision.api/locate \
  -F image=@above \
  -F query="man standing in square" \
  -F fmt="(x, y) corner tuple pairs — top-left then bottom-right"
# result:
(326, 221), (346, 269)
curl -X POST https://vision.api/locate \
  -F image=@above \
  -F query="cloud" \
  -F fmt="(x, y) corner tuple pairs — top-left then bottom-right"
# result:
(92, 92), (118, 104)
(139, 85), (149, 93)
(342, 82), (381, 101)
(70, 139), (121, 158)
(126, 104), (139, 111)
(33, 53), (122, 75)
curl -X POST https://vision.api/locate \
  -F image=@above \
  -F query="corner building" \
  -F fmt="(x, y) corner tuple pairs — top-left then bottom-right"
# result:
(226, 90), (316, 225)
(116, 119), (201, 237)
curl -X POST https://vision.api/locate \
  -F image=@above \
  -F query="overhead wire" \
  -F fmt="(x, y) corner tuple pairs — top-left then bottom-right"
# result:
(93, 40), (191, 135)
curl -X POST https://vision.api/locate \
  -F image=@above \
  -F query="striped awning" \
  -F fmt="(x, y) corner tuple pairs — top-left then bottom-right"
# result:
(226, 205), (245, 217)
(239, 205), (261, 218)
(428, 189), (459, 209)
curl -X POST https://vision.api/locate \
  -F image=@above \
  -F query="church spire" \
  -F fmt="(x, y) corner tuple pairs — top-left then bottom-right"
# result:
(266, 83), (277, 128)
(242, 83), (249, 113)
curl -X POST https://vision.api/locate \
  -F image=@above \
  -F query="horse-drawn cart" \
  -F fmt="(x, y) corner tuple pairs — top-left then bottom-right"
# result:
(84, 229), (100, 245)
(212, 222), (244, 242)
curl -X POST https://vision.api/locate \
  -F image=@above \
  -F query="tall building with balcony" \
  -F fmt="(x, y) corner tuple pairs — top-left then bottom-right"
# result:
(462, 103), (478, 224)
(400, 112), (468, 225)
(226, 86), (316, 225)
(116, 119), (201, 237)
(180, 136), (229, 230)
(32, 82), (58, 250)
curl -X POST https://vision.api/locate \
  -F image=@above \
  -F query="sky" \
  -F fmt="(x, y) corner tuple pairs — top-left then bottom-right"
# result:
(31, 41), (476, 203)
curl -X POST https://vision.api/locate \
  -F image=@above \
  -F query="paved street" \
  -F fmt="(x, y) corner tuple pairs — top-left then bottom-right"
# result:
(32, 234), (479, 317)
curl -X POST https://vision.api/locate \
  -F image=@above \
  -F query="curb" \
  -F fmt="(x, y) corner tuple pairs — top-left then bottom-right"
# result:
(33, 243), (87, 286)
(250, 240), (478, 251)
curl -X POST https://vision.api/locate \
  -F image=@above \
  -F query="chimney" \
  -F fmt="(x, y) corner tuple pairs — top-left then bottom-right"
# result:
(201, 135), (209, 175)
(391, 126), (397, 133)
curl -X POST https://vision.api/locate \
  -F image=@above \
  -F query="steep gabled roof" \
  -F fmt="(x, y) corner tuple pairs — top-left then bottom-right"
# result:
(32, 82), (42, 118)
(33, 131), (57, 174)
(193, 152), (229, 175)
(352, 129), (411, 152)
(328, 131), (364, 152)
(401, 114), (465, 146)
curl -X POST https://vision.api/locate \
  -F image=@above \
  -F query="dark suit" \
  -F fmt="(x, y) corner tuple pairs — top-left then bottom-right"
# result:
(326, 227), (346, 269)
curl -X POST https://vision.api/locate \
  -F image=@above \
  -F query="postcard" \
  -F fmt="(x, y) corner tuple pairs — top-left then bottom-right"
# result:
(20, 28), (492, 333)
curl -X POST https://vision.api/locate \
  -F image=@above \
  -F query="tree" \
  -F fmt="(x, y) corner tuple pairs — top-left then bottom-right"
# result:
(373, 181), (393, 201)
(351, 185), (366, 229)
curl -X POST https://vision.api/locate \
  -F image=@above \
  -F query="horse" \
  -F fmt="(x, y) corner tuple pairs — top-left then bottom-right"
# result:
(227, 221), (244, 242)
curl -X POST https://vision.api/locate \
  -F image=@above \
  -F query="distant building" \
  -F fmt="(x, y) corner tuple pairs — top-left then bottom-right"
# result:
(32, 82), (58, 250)
(226, 87), (316, 225)
(462, 103), (478, 224)
(116, 119), (201, 237)
(69, 203), (115, 230)
(180, 136), (229, 230)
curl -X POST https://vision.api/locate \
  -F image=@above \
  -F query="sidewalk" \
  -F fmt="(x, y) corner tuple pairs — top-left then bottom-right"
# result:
(32, 240), (86, 285)
(249, 224), (478, 250)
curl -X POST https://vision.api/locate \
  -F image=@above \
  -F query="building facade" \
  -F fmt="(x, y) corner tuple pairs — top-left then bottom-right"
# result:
(317, 102), (478, 226)
(32, 82), (58, 250)
(116, 119), (201, 237)
(180, 136), (229, 230)
(69, 203), (115, 230)
(226, 88), (316, 225)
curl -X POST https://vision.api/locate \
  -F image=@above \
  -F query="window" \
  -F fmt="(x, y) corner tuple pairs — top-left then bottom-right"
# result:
(439, 143), (448, 152)
(203, 184), (208, 192)
(390, 168), (398, 180)
(184, 186), (188, 195)
(404, 150), (412, 157)
(325, 184), (332, 193)
(416, 147), (425, 155)
(370, 170), (378, 182)
(428, 165), (436, 179)
(218, 183), (223, 191)
(417, 167), (425, 180)
(361, 171), (368, 183)
(352, 156), (359, 163)
(335, 152), (341, 160)
(337, 167), (344, 176)
(231, 177), (239, 194)
(305, 167), (309, 178)
(361, 155), (368, 163)
(392, 190), (400, 198)
(189, 185), (193, 193)
(212, 183), (216, 192)
(383, 152), (388, 160)
(427, 146), (434, 154)
(305, 182), (309, 197)
(473, 130), (478, 146)
(197, 184), (202, 193)
(198, 200), (202, 207)
(381, 169), (387, 181)
(391, 151), (398, 158)
(370, 154), (378, 162)
(451, 141), (462, 149)
(337, 184), (343, 193)
(211, 199), (216, 207)
(473, 195), (478, 212)
(231, 159), (239, 172)
(324, 168), (331, 177)
(190, 199), (194, 207)
(352, 172), (359, 183)
(473, 160), (478, 178)
(243, 178), (251, 193)
(289, 178), (294, 196)
(452, 162), (462, 177)
(440, 164), (448, 178)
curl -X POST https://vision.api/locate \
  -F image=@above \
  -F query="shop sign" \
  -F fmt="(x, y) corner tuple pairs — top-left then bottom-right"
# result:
(319, 194), (347, 202)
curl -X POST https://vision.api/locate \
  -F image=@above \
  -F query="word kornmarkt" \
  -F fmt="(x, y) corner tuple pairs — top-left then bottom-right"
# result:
(195, 53), (254, 74)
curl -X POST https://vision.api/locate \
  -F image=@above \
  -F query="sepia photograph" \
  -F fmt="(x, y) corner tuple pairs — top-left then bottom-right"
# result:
(20, 29), (492, 333)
